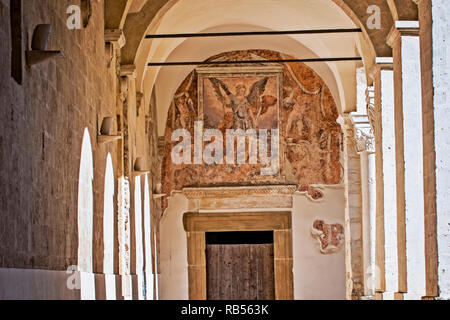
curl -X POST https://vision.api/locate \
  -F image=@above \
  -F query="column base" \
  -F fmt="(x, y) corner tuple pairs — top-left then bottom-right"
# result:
(374, 292), (384, 300)
(382, 292), (404, 300)
(403, 293), (427, 300)
(361, 295), (376, 300)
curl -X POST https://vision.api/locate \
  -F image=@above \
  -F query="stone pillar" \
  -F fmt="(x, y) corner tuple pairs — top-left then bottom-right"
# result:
(370, 58), (400, 299)
(351, 67), (377, 298)
(351, 115), (376, 298)
(387, 21), (427, 299)
(414, 0), (449, 299)
(339, 115), (363, 300)
(430, 0), (450, 300)
(105, 29), (126, 290)
(117, 65), (137, 300)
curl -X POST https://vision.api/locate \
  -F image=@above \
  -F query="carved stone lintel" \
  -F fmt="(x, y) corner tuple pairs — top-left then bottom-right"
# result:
(183, 185), (297, 211)
(183, 185), (297, 199)
(105, 29), (126, 48)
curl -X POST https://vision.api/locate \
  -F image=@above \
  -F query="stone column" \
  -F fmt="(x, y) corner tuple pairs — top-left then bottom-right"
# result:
(351, 67), (377, 298)
(414, 0), (449, 300)
(338, 115), (363, 300)
(118, 65), (137, 300)
(351, 115), (376, 298)
(430, 0), (450, 300)
(387, 21), (427, 300)
(370, 58), (400, 300)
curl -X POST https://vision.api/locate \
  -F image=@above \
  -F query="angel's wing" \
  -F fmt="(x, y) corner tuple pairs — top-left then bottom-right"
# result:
(209, 78), (231, 106)
(247, 77), (269, 106)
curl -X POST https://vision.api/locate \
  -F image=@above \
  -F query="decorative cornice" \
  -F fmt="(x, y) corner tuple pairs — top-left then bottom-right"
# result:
(183, 185), (297, 199)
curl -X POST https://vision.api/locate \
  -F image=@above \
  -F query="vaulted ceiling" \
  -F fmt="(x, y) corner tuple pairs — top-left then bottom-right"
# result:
(105, 0), (419, 135)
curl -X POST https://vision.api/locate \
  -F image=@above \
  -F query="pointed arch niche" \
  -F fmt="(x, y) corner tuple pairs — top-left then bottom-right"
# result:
(103, 153), (116, 300)
(77, 128), (95, 300)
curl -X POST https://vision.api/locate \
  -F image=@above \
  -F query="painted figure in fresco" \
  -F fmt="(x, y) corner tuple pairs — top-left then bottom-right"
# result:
(209, 77), (276, 130)
(284, 87), (312, 140)
(311, 220), (344, 254)
(174, 91), (196, 130)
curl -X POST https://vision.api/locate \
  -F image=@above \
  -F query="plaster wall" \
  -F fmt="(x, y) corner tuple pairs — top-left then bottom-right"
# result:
(292, 186), (346, 300)
(159, 187), (346, 300)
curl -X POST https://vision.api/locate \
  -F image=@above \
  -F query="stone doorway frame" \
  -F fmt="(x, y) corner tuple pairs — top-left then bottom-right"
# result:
(183, 210), (293, 300)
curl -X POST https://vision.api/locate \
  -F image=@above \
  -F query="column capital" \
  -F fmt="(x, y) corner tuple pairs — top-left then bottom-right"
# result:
(387, 21), (420, 47)
(350, 113), (375, 154)
(105, 29), (126, 49)
(354, 127), (375, 154)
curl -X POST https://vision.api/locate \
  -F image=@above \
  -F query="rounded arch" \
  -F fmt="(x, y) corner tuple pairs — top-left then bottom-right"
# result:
(121, 0), (394, 70)
(77, 128), (95, 300)
(103, 153), (116, 300)
(125, 0), (381, 137)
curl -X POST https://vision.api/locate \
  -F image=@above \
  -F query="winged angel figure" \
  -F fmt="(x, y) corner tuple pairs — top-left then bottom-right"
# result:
(208, 77), (277, 130)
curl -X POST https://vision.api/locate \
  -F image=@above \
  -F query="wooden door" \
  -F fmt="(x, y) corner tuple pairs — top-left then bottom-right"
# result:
(206, 244), (275, 300)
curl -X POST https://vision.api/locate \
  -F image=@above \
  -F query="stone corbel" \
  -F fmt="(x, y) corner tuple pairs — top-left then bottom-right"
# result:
(105, 29), (125, 67)
(387, 21), (420, 48)
(119, 65), (136, 103)
(105, 29), (126, 48)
